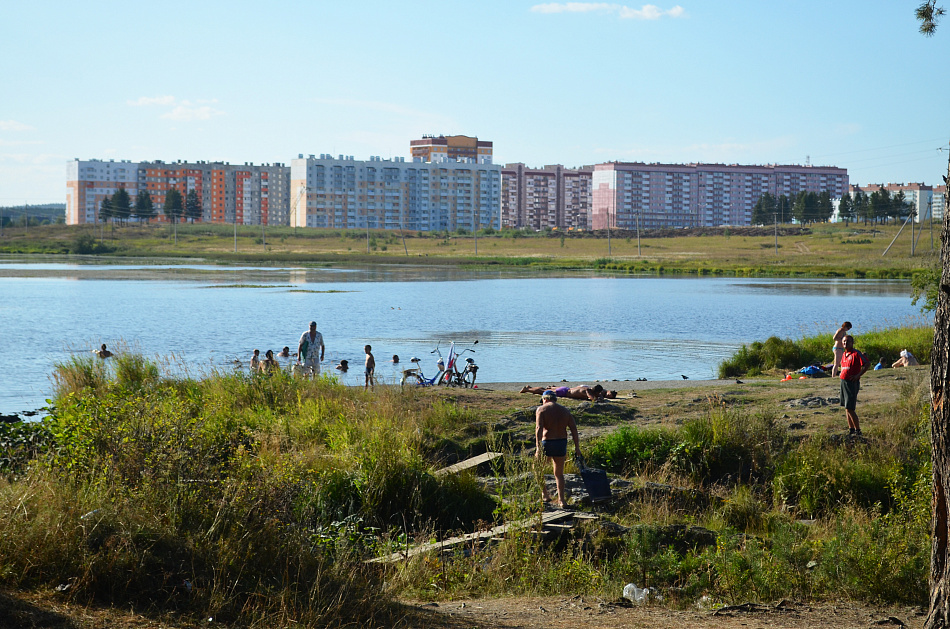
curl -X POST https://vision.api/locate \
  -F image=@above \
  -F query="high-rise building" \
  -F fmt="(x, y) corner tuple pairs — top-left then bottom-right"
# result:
(410, 135), (493, 164)
(592, 162), (849, 229)
(66, 159), (290, 226)
(290, 154), (501, 232)
(501, 163), (593, 230)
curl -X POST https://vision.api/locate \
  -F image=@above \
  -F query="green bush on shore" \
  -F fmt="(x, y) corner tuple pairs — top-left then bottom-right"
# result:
(718, 323), (933, 377)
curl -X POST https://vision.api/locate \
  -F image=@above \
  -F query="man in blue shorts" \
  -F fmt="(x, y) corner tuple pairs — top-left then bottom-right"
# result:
(535, 390), (582, 508)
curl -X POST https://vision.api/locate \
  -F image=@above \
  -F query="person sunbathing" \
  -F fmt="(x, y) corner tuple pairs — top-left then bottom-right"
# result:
(892, 349), (920, 368)
(520, 384), (617, 400)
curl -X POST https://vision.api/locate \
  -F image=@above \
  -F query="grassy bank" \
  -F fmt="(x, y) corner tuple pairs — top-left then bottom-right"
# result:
(718, 323), (933, 377)
(0, 348), (933, 626)
(0, 221), (938, 279)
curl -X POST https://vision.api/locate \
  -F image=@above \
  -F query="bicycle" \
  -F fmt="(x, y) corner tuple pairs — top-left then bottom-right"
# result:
(437, 341), (479, 388)
(400, 352), (445, 387)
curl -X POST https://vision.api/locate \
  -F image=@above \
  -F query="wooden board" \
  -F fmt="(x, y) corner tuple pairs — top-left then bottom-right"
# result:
(434, 451), (503, 476)
(367, 509), (577, 564)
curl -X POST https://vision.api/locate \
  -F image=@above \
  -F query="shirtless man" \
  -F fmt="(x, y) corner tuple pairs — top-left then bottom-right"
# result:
(535, 390), (581, 508)
(831, 321), (852, 377)
(520, 384), (617, 400)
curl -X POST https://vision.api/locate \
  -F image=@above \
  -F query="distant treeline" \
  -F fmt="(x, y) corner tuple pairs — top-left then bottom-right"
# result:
(0, 203), (65, 226)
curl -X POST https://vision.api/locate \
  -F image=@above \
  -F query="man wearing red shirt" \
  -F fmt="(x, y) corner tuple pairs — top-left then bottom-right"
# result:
(839, 335), (870, 436)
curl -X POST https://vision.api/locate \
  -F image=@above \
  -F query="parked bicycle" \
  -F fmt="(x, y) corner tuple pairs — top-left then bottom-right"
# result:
(400, 351), (445, 387)
(437, 341), (478, 388)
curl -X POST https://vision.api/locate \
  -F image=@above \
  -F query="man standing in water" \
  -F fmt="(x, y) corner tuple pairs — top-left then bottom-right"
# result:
(297, 321), (325, 377)
(839, 335), (869, 436)
(535, 390), (581, 508)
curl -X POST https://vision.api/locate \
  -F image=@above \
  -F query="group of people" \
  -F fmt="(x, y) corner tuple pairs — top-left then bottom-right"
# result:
(248, 321), (391, 390)
(831, 320), (923, 437)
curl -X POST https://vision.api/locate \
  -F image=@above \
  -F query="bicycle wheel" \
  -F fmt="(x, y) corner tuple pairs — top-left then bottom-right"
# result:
(401, 372), (423, 386)
(461, 369), (476, 388)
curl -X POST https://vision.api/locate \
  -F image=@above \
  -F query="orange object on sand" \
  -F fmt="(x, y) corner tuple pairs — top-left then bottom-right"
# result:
(799, 375), (807, 379)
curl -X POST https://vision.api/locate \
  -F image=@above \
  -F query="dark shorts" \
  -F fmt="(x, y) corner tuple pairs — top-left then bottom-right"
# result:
(840, 378), (860, 410)
(555, 386), (570, 397)
(542, 438), (568, 458)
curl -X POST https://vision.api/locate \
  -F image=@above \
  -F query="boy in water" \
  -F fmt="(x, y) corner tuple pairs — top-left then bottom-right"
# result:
(364, 345), (375, 390)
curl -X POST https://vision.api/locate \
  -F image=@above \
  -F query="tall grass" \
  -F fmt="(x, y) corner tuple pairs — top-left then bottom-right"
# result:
(1, 350), (935, 622)
(719, 323), (933, 377)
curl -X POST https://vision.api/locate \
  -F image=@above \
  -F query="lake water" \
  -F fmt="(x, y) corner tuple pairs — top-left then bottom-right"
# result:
(0, 257), (928, 415)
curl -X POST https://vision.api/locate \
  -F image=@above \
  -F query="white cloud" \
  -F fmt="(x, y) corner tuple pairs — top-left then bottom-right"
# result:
(127, 95), (176, 107)
(160, 105), (224, 121)
(127, 95), (224, 121)
(531, 3), (686, 19)
(0, 120), (34, 131)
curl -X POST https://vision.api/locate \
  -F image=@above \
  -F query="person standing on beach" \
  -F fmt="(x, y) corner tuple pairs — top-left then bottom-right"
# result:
(297, 321), (325, 377)
(535, 390), (581, 508)
(832, 321), (852, 377)
(839, 335), (870, 436)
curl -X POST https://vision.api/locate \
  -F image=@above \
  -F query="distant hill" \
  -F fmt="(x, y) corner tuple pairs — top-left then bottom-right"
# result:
(0, 203), (65, 225)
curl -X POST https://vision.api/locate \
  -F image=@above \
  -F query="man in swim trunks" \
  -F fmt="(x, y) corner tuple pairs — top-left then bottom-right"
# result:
(520, 384), (617, 400)
(535, 390), (581, 508)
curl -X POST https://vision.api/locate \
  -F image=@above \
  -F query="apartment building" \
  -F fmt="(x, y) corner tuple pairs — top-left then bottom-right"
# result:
(66, 159), (290, 226)
(410, 135), (493, 164)
(591, 162), (849, 229)
(290, 154), (502, 232)
(501, 163), (593, 230)
(66, 159), (140, 225)
(848, 182), (945, 222)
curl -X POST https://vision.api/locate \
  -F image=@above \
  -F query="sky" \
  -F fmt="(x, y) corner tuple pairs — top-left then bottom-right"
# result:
(2, 1), (949, 205)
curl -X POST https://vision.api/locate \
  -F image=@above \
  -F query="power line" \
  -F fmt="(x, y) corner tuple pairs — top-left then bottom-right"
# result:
(811, 137), (948, 159)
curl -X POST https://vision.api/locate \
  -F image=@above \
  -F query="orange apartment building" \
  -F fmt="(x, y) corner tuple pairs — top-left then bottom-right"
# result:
(66, 159), (290, 225)
(410, 134), (493, 164)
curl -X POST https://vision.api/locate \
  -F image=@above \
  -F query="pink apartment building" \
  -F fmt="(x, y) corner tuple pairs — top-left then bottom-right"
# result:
(592, 162), (849, 229)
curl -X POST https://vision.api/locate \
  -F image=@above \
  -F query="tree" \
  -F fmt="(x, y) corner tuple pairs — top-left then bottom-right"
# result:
(853, 190), (871, 225)
(134, 190), (156, 224)
(111, 188), (132, 224)
(776, 194), (791, 224)
(869, 186), (891, 224)
(752, 192), (776, 226)
(915, 6), (950, 629)
(838, 192), (854, 225)
(792, 191), (819, 224)
(99, 195), (113, 224)
(185, 189), (202, 223)
(163, 188), (184, 245)
(817, 190), (834, 222)
(163, 188), (184, 224)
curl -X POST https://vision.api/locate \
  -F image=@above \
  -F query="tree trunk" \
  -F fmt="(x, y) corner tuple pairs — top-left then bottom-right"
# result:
(926, 152), (950, 629)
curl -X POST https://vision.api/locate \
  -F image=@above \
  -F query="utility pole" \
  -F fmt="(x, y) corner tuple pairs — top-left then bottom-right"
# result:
(636, 211), (641, 256)
(233, 210), (237, 253)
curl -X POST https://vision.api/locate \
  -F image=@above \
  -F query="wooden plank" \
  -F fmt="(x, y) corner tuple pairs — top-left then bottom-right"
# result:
(367, 509), (576, 564)
(434, 451), (503, 476)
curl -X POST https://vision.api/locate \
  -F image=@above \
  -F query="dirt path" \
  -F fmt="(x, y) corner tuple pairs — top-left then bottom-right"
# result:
(402, 595), (925, 629)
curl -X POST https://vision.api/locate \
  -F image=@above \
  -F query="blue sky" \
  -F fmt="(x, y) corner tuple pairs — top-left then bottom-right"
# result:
(2, 1), (948, 204)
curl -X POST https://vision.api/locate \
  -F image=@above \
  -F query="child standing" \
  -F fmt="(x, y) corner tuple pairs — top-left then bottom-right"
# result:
(364, 345), (375, 390)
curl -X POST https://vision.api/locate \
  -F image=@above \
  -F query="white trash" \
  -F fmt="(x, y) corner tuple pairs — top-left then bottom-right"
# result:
(623, 583), (650, 603)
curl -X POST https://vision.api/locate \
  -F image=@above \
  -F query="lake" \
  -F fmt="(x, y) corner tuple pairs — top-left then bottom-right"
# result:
(0, 257), (929, 415)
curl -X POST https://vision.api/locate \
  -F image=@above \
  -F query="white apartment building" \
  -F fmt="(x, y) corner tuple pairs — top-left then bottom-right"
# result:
(66, 159), (140, 224)
(290, 154), (502, 232)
